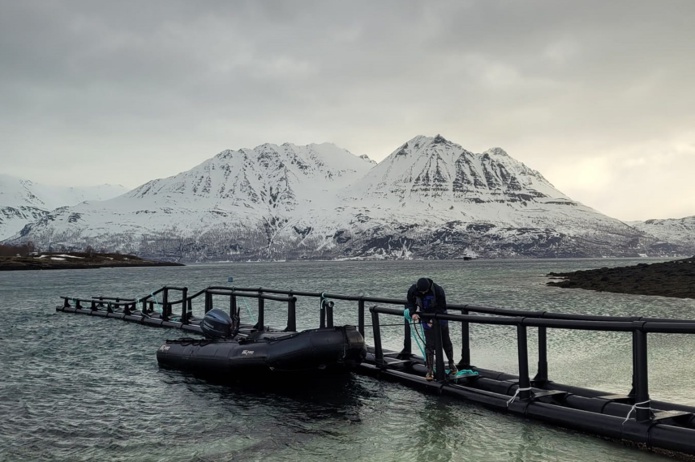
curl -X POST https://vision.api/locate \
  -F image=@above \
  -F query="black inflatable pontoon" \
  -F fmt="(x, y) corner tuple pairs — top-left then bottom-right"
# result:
(156, 308), (367, 377)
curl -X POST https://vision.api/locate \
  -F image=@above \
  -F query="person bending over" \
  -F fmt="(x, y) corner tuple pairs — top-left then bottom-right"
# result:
(407, 277), (457, 381)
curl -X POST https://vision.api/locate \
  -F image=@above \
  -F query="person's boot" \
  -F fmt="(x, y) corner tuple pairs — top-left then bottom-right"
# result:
(426, 352), (435, 381)
(449, 360), (458, 374)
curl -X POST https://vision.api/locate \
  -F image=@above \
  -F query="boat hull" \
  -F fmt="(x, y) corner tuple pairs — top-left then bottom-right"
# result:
(157, 325), (366, 377)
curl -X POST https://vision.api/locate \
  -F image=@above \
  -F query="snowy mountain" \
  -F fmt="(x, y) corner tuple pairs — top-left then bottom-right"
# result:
(0, 174), (128, 240)
(3, 136), (692, 261)
(628, 216), (695, 252)
(327, 135), (663, 258)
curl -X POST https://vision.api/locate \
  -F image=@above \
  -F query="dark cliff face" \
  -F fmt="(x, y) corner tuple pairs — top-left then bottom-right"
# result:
(547, 257), (695, 299)
(121, 219), (658, 262)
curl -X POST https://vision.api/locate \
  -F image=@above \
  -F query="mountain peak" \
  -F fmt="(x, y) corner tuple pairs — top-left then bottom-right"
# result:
(393, 135), (459, 157)
(350, 134), (564, 204)
(484, 147), (509, 157)
(5, 136), (693, 261)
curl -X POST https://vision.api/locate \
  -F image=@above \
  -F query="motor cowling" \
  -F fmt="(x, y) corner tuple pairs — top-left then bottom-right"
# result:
(201, 308), (234, 339)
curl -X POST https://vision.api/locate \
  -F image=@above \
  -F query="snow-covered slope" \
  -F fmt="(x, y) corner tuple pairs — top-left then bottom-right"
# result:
(315, 135), (656, 259)
(6, 143), (376, 259)
(338, 135), (600, 229)
(3, 137), (691, 261)
(628, 216), (695, 251)
(0, 174), (127, 240)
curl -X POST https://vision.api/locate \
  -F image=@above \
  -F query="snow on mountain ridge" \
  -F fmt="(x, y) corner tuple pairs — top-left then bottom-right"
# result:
(3, 136), (692, 260)
(0, 174), (128, 240)
(0, 174), (127, 209)
(347, 135), (563, 203)
(628, 216), (695, 248)
(336, 135), (586, 233)
(6, 142), (376, 253)
(128, 142), (373, 205)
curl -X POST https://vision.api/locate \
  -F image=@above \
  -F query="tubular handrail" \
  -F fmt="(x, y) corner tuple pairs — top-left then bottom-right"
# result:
(367, 304), (686, 422)
(217, 286), (695, 324)
(60, 283), (695, 424)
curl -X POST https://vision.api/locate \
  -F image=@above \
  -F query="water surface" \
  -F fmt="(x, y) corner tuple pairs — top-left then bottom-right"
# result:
(1, 258), (693, 461)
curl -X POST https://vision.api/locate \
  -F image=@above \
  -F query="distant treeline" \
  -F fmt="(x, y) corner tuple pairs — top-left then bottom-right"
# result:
(0, 243), (36, 257)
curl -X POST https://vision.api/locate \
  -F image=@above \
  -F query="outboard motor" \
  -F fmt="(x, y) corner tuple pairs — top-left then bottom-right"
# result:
(201, 308), (235, 339)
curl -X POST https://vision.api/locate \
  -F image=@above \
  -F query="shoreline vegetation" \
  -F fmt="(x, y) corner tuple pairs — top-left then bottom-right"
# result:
(0, 251), (183, 271)
(547, 256), (695, 299)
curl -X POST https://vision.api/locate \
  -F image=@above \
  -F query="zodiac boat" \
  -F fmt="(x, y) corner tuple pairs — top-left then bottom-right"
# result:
(156, 308), (367, 377)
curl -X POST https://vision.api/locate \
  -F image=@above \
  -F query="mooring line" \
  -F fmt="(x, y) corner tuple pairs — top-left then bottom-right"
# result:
(622, 400), (652, 424)
(507, 387), (533, 407)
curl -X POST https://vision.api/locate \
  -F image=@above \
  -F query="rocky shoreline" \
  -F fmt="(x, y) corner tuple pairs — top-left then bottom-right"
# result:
(547, 256), (695, 299)
(0, 252), (183, 271)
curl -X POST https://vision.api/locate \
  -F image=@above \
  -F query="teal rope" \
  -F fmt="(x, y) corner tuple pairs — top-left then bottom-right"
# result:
(150, 291), (162, 313)
(241, 297), (256, 323)
(403, 308), (427, 359)
(227, 287), (256, 323)
(404, 308), (479, 378)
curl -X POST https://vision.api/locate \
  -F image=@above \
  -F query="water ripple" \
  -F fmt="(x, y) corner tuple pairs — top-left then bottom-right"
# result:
(0, 260), (687, 461)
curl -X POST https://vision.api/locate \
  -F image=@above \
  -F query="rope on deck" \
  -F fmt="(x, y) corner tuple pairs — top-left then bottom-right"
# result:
(622, 400), (652, 424)
(507, 387), (533, 407)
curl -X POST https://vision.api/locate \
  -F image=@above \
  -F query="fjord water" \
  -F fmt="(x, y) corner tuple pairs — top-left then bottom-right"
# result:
(2, 258), (694, 462)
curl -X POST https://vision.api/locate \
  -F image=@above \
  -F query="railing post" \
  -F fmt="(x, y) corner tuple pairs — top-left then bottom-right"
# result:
(358, 299), (365, 336)
(517, 324), (531, 400)
(460, 308), (471, 368)
(204, 291), (212, 313)
(325, 300), (334, 328)
(370, 306), (384, 367)
(320, 300), (326, 328)
(286, 296), (297, 332)
(401, 311), (413, 358)
(533, 326), (548, 385)
(257, 297), (265, 330)
(181, 287), (188, 323)
(633, 327), (651, 421)
(162, 288), (169, 320)
(434, 316), (446, 381)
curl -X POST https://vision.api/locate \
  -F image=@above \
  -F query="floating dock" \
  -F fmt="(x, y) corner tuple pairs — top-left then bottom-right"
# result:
(57, 285), (695, 457)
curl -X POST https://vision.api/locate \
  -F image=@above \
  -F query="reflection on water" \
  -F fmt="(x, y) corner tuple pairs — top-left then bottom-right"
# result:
(0, 258), (690, 461)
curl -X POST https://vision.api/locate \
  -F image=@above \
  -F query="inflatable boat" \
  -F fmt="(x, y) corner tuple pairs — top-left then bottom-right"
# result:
(156, 308), (367, 377)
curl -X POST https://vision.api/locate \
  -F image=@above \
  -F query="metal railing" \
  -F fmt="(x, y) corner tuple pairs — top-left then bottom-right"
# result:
(61, 285), (695, 423)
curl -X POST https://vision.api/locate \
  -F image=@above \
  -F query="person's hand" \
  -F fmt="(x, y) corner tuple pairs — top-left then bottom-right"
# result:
(412, 313), (420, 322)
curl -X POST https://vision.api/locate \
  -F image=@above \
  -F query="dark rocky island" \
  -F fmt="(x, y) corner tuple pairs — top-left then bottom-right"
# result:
(0, 252), (184, 271)
(547, 256), (695, 299)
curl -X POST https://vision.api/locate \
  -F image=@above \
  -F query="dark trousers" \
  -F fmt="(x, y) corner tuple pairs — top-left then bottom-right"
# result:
(423, 324), (455, 370)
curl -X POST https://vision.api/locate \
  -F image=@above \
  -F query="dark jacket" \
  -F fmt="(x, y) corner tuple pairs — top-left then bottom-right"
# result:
(406, 279), (447, 320)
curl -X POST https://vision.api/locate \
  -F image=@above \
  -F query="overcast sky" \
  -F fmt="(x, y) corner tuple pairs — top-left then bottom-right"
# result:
(2, 1), (694, 221)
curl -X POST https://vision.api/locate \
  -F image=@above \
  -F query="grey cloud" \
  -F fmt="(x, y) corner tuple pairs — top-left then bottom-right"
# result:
(1, 0), (694, 220)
